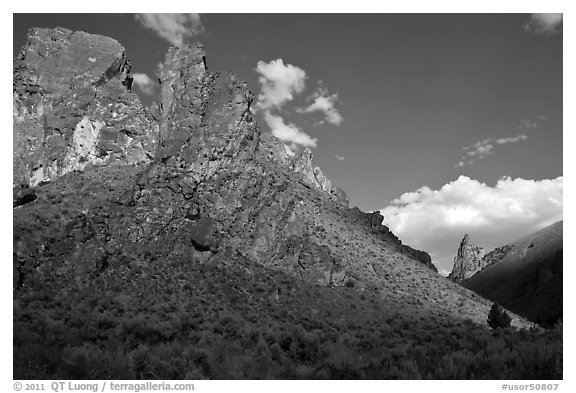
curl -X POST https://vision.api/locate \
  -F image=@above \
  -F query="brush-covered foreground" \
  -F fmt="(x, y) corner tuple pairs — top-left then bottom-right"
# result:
(14, 252), (562, 380)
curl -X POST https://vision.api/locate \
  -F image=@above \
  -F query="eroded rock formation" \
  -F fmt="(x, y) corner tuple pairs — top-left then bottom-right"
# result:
(448, 234), (486, 282)
(13, 27), (158, 191)
(13, 28), (438, 297)
(291, 148), (349, 206)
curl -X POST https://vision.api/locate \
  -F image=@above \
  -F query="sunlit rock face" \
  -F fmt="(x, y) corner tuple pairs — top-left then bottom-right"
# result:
(13, 28), (437, 296)
(448, 234), (486, 283)
(13, 27), (158, 189)
(127, 42), (351, 286)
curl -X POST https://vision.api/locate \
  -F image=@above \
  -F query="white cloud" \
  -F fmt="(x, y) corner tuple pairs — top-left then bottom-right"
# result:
(455, 133), (528, 167)
(465, 139), (495, 158)
(520, 119), (538, 130)
(495, 134), (528, 144)
(297, 86), (343, 125)
(254, 60), (344, 149)
(255, 59), (307, 110)
(263, 111), (317, 150)
(334, 154), (345, 161)
(380, 176), (563, 272)
(254, 59), (316, 149)
(524, 13), (563, 36)
(438, 269), (451, 278)
(134, 14), (204, 47)
(132, 73), (155, 95)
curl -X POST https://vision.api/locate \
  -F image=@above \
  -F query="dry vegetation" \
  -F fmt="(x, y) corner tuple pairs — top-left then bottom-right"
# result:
(14, 251), (562, 379)
(13, 166), (560, 380)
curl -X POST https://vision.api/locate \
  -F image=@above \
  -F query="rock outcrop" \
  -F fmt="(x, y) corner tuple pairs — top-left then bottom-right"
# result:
(13, 27), (158, 189)
(448, 234), (486, 282)
(291, 148), (349, 206)
(123, 42), (353, 286)
(14, 30), (437, 293)
(342, 209), (437, 272)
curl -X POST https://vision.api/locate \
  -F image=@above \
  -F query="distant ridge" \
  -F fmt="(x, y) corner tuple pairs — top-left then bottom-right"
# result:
(451, 221), (563, 327)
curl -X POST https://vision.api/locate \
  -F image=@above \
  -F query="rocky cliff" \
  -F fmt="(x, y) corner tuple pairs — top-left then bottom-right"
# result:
(13, 27), (158, 205)
(13, 27), (436, 290)
(448, 234), (486, 282)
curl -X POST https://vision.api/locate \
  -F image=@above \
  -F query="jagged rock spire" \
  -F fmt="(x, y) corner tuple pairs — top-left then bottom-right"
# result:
(448, 234), (486, 282)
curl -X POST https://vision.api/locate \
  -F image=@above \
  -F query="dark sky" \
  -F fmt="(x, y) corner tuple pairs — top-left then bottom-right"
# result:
(13, 13), (563, 272)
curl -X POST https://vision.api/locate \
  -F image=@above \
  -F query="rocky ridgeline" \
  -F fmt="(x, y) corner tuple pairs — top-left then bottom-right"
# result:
(448, 234), (487, 283)
(291, 148), (349, 204)
(482, 244), (513, 268)
(344, 209), (436, 272)
(13, 27), (435, 292)
(448, 235), (519, 283)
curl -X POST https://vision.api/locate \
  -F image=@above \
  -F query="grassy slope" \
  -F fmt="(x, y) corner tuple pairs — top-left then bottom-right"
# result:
(14, 243), (562, 379)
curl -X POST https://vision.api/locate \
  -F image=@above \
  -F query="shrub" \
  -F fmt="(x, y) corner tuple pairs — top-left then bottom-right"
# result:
(487, 303), (512, 329)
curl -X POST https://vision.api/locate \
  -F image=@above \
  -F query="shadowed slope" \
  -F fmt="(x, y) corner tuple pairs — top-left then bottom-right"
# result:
(464, 221), (563, 327)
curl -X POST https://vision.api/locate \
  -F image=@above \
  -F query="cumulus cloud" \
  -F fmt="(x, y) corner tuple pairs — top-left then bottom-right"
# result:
(380, 176), (563, 272)
(334, 154), (346, 161)
(455, 133), (529, 168)
(254, 60), (344, 149)
(524, 13), (563, 36)
(263, 111), (317, 149)
(255, 59), (307, 110)
(132, 73), (155, 95)
(254, 59), (318, 149)
(297, 85), (343, 125)
(134, 13), (204, 47)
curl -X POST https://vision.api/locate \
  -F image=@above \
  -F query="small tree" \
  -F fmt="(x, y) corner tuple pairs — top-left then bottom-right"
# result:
(487, 302), (511, 329)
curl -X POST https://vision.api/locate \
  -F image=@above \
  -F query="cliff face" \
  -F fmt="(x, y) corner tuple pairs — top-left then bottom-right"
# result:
(123, 42), (356, 286)
(13, 27), (158, 200)
(448, 234), (486, 282)
(13, 28), (436, 292)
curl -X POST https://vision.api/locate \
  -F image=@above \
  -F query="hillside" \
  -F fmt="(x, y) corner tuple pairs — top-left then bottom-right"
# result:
(13, 27), (560, 380)
(464, 221), (563, 327)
